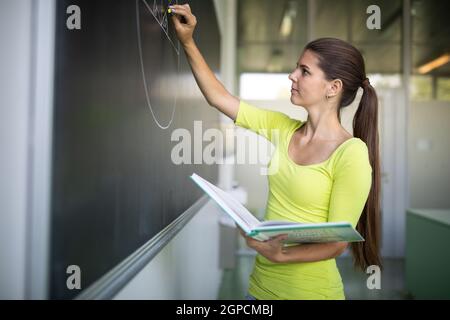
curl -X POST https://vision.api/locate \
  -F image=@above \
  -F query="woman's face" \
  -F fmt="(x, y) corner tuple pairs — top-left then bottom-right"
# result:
(288, 49), (329, 108)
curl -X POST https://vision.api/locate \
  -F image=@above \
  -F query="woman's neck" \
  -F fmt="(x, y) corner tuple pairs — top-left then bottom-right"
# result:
(302, 107), (346, 142)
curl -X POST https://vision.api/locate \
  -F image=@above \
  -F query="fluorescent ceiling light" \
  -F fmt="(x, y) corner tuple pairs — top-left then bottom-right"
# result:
(417, 53), (450, 74)
(280, 16), (293, 37)
(279, 1), (297, 38)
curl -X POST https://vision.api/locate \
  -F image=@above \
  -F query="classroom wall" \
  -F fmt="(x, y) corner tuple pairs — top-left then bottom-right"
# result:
(409, 101), (450, 208)
(0, 0), (33, 299)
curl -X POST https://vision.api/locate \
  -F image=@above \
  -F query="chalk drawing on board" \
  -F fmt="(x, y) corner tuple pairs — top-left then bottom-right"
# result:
(141, 0), (180, 55)
(136, 0), (180, 129)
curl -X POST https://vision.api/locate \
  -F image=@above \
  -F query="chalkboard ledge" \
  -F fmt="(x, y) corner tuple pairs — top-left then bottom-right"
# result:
(75, 195), (209, 300)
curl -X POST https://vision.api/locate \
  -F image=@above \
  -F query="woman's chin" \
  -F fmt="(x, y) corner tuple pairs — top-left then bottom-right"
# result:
(290, 95), (302, 104)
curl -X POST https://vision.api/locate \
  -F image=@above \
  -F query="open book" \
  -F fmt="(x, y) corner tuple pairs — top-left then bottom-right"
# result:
(190, 173), (364, 244)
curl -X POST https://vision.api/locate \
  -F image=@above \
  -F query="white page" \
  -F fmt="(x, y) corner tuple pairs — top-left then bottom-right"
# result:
(191, 174), (261, 232)
(258, 220), (302, 227)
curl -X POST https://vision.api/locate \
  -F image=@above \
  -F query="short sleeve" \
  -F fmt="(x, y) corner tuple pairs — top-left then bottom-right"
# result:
(234, 100), (295, 144)
(328, 141), (373, 228)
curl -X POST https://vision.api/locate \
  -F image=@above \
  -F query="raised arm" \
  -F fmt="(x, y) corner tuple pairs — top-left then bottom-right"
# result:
(170, 4), (239, 121)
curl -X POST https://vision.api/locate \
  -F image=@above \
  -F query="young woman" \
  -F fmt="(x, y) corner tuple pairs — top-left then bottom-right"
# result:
(169, 4), (381, 300)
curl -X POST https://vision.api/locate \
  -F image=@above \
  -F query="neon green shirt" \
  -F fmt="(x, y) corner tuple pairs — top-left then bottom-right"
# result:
(234, 100), (372, 300)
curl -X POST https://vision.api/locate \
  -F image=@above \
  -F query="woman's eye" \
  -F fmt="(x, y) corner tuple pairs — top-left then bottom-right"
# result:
(302, 69), (309, 75)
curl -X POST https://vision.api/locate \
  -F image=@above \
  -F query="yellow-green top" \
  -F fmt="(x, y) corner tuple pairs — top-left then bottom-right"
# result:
(234, 100), (372, 300)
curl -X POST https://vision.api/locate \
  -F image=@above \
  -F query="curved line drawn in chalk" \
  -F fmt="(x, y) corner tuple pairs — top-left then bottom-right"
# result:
(136, 0), (180, 129)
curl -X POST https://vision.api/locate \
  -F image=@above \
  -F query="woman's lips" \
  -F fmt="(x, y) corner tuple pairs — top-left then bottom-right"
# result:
(291, 88), (299, 94)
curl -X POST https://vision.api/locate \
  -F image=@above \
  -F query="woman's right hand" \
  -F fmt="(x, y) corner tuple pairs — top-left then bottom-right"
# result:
(169, 3), (197, 46)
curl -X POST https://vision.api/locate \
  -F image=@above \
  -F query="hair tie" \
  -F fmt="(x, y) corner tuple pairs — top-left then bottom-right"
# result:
(361, 77), (370, 88)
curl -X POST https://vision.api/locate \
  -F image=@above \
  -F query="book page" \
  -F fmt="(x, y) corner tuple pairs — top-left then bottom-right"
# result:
(191, 174), (261, 231)
(258, 220), (302, 227)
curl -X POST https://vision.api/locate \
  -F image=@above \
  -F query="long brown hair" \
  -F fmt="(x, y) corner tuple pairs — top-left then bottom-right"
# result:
(305, 38), (382, 271)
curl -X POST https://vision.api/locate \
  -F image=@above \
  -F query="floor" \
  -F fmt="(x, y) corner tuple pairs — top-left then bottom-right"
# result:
(217, 249), (413, 300)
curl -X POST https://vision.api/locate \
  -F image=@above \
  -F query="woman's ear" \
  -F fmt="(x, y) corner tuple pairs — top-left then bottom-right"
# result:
(328, 79), (343, 98)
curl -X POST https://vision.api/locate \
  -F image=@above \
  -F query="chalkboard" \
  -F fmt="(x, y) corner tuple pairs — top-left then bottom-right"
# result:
(50, 0), (219, 299)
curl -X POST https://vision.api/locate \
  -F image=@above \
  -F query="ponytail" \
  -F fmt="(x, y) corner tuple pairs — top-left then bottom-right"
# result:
(351, 80), (382, 271)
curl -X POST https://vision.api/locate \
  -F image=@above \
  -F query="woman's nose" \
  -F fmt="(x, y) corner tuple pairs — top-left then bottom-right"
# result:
(288, 72), (296, 82)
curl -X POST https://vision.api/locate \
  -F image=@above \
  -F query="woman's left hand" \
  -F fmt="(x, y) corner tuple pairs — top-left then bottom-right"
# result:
(238, 227), (289, 263)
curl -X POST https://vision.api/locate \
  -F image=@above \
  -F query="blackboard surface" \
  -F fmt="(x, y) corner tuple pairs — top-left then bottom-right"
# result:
(50, 0), (219, 299)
